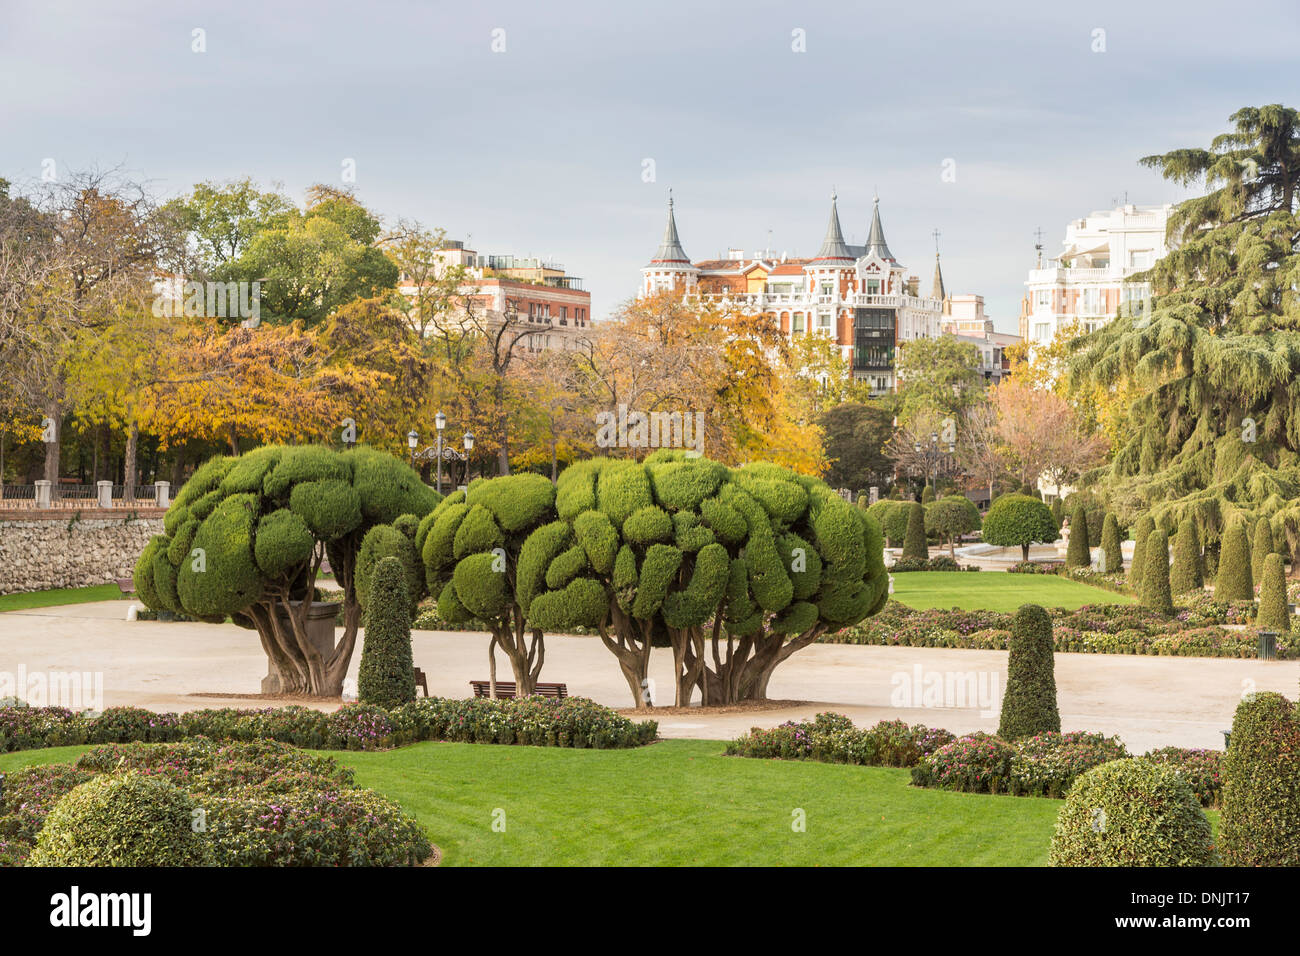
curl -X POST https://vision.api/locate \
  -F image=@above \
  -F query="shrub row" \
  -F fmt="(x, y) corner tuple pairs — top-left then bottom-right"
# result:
(888, 555), (978, 573)
(0, 698), (657, 755)
(724, 714), (954, 767)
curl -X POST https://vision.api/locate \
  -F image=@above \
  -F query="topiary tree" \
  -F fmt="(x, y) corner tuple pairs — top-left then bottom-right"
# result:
(357, 556), (418, 708)
(1256, 553), (1291, 633)
(1252, 519), (1275, 587)
(1065, 505), (1090, 569)
(901, 501), (928, 560)
(356, 516), (423, 620)
(1139, 529), (1174, 614)
(422, 471), (559, 697)
(1129, 514), (1155, 591)
(1216, 519), (1253, 602)
(132, 444), (440, 696)
(1220, 692), (1300, 866)
(925, 495), (981, 558)
(1050, 498), (1064, 526)
(1169, 518), (1204, 594)
(981, 494), (1057, 562)
(527, 452), (887, 708)
(998, 604), (1060, 739)
(1099, 513), (1123, 574)
(1049, 760), (1218, 867)
(882, 502), (909, 548)
(920, 485), (935, 504)
(29, 771), (214, 866)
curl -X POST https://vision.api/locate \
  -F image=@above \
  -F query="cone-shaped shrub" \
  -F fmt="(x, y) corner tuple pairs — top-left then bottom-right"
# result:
(1169, 518), (1204, 594)
(902, 501), (928, 561)
(1220, 692), (1300, 866)
(1139, 529), (1173, 614)
(1050, 760), (1218, 867)
(358, 556), (417, 708)
(1129, 514), (1155, 591)
(1252, 520), (1275, 587)
(1216, 520), (1253, 602)
(1256, 553), (1291, 633)
(1099, 513), (1123, 575)
(998, 604), (1060, 739)
(1065, 505), (1090, 569)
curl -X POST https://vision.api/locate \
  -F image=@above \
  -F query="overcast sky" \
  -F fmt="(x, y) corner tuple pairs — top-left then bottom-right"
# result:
(3, 0), (1297, 331)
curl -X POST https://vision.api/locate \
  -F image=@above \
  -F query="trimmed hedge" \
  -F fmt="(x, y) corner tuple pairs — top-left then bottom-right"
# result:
(901, 502), (927, 561)
(1065, 506), (1090, 569)
(357, 557), (418, 708)
(1129, 514), (1155, 592)
(1256, 553), (1291, 633)
(998, 604), (1060, 739)
(725, 715), (954, 767)
(1099, 513), (1123, 575)
(1139, 529), (1174, 614)
(1170, 518), (1204, 595)
(1219, 692), (1300, 866)
(1215, 520), (1253, 603)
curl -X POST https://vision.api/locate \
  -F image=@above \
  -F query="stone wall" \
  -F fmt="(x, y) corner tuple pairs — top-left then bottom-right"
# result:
(0, 511), (164, 594)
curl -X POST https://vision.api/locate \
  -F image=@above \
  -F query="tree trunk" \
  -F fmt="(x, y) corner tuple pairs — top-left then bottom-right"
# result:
(123, 420), (139, 503)
(488, 634), (499, 699)
(1022, 543), (1030, 562)
(598, 604), (651, 708)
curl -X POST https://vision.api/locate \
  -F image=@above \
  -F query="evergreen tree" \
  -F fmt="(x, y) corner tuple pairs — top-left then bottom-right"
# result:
(902, 501), (928, 561)
(1140, 529), (1174, 614)
(1050, 498), (1063, 526)
(1256, 553), (1291, 633)
(357, 556), (418, 708)
(1252, 520), (1275, 587)
(1216, 520), (1254, 602)
(998, 604), (1060, 739)
(1065, 505), (1091, 569)
(1130, 514), (1155, 590)
(1100, 513), (1123, 574)
(1170, 518), (1204, 594)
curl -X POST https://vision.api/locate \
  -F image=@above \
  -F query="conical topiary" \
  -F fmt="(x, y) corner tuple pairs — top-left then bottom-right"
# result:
(1220, 692), (1300, 866)
(1252, 520), (1275, 587)
(1130, 515), (1155, 591)
(1139, 529), (1174, 615)
(1216, 520), (1253, 602)
(1065, 505), (1090, 569)
(998, 603), (1060, 739)
(902, 501), (928, 561)
(1169, 518), (1204, 594)
(1100, 513), (1123, 575)
(358, 555), (418, 708)
(1256, 553), (1290, 634)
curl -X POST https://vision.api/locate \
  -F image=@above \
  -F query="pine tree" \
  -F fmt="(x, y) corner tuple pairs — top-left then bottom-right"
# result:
(1170, 518), (1204, 594)
(1130, 514), (1155, 591)
(902, 501), (928, 561)
(998, 604), (1060, 739)
(1256, 553), (1291, 633)
(1140, 529), (1174, 615)
(1252, 520), (1275, 587)
(1100, 513), (1123, 574)
(1065, 505), (1090, 569)
(1216, 520), (1254, 602)
(357, 556), (418, 708)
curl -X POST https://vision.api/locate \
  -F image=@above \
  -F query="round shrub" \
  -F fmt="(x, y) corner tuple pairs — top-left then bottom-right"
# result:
(1170, 518), (1204, 595)
(1220, 692), (1300, 866)
(1049, 759), (1218, 866)
(982, 494), (1057, 562)
(1066, 505), (1090, 569)
(28, 771), (214, 866)
(1256, 553), (1290, 633)
(902, 502), (927, 560)
(882, 503), (909, 548)
(1139, 529), (1173, 614)
(1216, 520), (1253, 602)
(998, 604), (1060, 739)
(357, 557), (418, 709)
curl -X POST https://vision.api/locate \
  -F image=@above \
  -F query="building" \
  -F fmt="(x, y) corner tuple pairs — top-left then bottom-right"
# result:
(1020, 203), (1172, 347)
(642, 193), (944, 395)
(398, 240), (592, 352)
(941, 294), (1018, 384)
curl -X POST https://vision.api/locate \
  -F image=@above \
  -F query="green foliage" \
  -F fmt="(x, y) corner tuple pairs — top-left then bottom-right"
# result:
(452, 504), (505, 558)
(1216, 520), (1254, 602)
(1049, 760), (1218, 867)
(902, 502), (927, 560)
(451, 551), (509, 619)
(357, 557), (417, 708)
(529, 577), (608, 630)
(465, 472), (555, 533)
(1050, 498), (1063, 526)
(882, 502), (909, 547)
(662, 543), (730, 628)
(1251, 519), (1275, 586)
(622, 505), (674, 545)
(1139, 530), (1174, 615)
(632, 544), (684, 618)
(29, 771), (213, 866)
(253, 508), (315, 579)
(356, 524), (422, 617)
(1065, 505), (1090, 569)
(596, 461), (653, 528)
(1169, 518), (1204, 594)
(516, 521), (574, 619)
(1256, 553), (1290, 632)
(573, 510), (619, 573)
(649, 458), (728, 511)
(1129, 515), (1155, 590)
(981, 494), (1058, 559)
(288, 478), (362, 540)
(1099, 513), (1123, 575)
(1220, 692), (1300, 866)
(132, 536), (167, 610)
(177, 493), (263, 618)
(544, 545), (589, 589)
(925, 495), (980, 548)
(998, 604), (1060, 739)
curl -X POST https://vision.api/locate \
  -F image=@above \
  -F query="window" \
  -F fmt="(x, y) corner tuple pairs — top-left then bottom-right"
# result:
(1034, 322), (1051, 341)
(867, 279), (879, 294)
(792, 313), (805, 333)
(1035, 290), (1051, 309)
(820, 282), (833, 296)
(818, 311), (831, 330)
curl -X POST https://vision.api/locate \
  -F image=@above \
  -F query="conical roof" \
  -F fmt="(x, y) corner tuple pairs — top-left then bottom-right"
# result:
(812, 193), (854, 263)
(932, 251), (945, 300)
(864, 195), (896, 262)
(648, 192), (695, 268)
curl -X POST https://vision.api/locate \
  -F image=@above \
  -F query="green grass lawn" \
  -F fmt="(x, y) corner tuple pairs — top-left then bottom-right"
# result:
(0, 583), (125, 612)
(0, 739), (1064, 866)
(891, 571), (1133, 613)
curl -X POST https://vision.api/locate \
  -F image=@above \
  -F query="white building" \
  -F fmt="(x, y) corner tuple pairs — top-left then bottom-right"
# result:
(1020, 203), (1172, 347)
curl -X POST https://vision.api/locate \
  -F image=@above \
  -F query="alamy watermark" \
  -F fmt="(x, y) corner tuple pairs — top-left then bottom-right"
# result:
(595, 404), (704, 455)
(890, 664), (1001, 718)
(0, 666), (104, 711)
(152, 279), (261, 325)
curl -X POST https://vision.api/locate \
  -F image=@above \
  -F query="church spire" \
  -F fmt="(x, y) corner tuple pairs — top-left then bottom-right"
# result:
(865, 193), (896, 262)
(649, 189), (691, 265)
(812, 191), (854, 262)
(931, 229), (945, 300)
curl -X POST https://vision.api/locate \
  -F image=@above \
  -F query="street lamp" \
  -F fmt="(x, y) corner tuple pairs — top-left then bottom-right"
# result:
(462, 432), (474, 488)
(407, 430), (419, 468)
(434, 410), (447, 495)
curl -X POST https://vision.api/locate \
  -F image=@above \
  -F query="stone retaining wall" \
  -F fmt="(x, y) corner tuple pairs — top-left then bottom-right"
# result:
(0, 510), (165, 594)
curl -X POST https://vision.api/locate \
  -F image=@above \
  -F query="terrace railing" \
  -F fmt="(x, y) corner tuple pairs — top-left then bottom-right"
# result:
(0, 480), (170, 510)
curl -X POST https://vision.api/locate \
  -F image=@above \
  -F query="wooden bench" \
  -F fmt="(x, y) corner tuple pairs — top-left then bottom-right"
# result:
(413, 667), (429, 698)
(115, 577), (136, 596)
(469, 680), (568, 700)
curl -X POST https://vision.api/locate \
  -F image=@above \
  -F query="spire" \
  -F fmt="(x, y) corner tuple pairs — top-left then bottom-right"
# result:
(649, 189), (693, 266)
(931, 229), (945, 300)
(865, 194), (896, 262)
(812, 191), (854, 262)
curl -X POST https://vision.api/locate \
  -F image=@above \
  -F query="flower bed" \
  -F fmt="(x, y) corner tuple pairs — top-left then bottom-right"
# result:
(820, 599), (1290, 659)
(725, 714), (954, 767)
(1, 738), (431, 867)
(0, 698), (658, 755)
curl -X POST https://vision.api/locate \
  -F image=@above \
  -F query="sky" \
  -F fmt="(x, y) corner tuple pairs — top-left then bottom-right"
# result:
(2, 0), (1297, 332)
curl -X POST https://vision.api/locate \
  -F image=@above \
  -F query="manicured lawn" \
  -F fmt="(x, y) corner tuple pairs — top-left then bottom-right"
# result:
(0, 583), (125, 612)
(891, 571), (1133, 613)
(0, 739), (1064, 866)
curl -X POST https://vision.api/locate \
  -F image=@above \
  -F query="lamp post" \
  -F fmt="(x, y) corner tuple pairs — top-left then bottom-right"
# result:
(407, 430), (419, 469)
(434, 410), (447, 496)
(462, 432), (474, 488)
